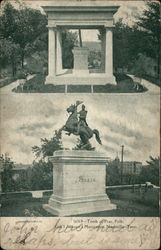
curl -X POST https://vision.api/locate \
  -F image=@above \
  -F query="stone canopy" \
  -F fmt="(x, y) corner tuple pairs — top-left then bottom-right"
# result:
(42, 1), (119, 90)
(43, 1), (118, 29)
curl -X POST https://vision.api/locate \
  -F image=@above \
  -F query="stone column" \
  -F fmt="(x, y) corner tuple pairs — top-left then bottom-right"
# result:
(105, 27), (113, 75)
(101, 29), (106, 73)
(46, 26), (56, 83)
(56, 29), (63, 75)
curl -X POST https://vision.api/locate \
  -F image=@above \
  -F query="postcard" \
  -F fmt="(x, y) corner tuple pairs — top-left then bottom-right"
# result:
(0, 0), (160, 249)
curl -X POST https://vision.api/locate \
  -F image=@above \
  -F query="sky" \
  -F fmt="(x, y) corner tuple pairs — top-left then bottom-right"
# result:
(1, 93), (160, 165)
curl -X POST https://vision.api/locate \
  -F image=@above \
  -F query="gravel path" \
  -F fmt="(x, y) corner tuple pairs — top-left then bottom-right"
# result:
(0, 74), (35, 94)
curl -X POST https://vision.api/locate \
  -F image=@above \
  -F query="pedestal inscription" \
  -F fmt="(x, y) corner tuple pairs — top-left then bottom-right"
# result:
(43, 150), (116, 216)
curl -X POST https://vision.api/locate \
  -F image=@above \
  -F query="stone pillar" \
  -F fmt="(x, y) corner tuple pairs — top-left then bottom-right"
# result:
(104, 27), (116, 84)
(45, 27), (56, 84)
(56, 29), (63, 75)
(101, 29), (106, 73)
(105, 28), (113, 75)
(43, 150), (116, 216)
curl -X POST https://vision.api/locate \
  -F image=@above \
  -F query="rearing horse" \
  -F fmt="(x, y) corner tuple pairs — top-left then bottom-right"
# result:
(59, 103), (102, 149)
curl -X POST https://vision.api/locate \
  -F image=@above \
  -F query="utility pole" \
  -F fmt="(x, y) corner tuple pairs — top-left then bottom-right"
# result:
(121, 145), (124, 184)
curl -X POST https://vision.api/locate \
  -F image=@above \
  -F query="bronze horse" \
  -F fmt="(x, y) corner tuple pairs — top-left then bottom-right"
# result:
(59, 103), (102, 150)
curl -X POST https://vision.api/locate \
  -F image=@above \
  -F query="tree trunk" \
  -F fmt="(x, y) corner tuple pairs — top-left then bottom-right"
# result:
(157, 54), (160, 76)
(11, 51), (17, 76)
(21, 52), (24, 68)
(12, 60), (15, 77)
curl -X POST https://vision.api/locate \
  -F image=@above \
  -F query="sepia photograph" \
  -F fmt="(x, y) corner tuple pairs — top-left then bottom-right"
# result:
(0, 0), (160, 249)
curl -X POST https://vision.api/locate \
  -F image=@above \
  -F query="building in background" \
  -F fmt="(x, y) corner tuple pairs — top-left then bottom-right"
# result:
(114, 156), (143, 184)
(122, 161), (142, 175)
(0, 160), (31, 193)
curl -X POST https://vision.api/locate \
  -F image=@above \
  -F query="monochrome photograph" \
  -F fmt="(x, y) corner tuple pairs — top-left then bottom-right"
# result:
(0, 0), (160, 249)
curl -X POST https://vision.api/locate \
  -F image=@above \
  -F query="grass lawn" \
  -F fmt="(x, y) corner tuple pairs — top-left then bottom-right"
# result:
(1, 189), (159, 217)
(12, 73), (147, 93)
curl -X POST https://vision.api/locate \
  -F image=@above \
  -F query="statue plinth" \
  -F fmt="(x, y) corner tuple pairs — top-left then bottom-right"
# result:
(72, 47), (89, 75)
(43, 150), (116, 216)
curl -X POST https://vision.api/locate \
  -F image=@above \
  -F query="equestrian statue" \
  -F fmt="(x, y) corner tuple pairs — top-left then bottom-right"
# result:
(58, 101), (102, 150)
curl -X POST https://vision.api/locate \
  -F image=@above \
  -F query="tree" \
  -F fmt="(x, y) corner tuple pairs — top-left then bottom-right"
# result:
(113, 22), (131, 70)
(13, 160), (54, 191)
(112, 22), (151, 72)
(32, 130), (62, 159)
(62, 30), (78, 68)
(106, 158), (121, 186)
(14, 6), (47, 67)
(31, 130), (63, 190)
(139, 156), (160, 186)
(0, 2), (47, 69)
(98, 2), (160, 77)
(13, 169), (31, 191)
(99, 22), (144, 71)
(29, 160), (53, 190)
(137, 1), (160, 73)
(137, 1), (160, 43)
(0, 2), (78, 75)
(0, 38), (21, 76)
(0, 154), (15, 192)
(10, 130), (62, 191)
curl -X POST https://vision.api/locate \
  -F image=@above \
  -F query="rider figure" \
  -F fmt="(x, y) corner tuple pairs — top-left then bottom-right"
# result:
(76, 104), (88, 134)
(79, 105), (88, 126)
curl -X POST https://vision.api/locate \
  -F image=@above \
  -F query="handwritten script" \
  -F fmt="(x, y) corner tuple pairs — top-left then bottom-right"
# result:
(1, 217), (159, 249)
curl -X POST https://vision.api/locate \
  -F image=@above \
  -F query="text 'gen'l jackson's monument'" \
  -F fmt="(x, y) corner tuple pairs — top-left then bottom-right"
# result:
(41, 1), (119, 89)
(43, 101), (116, 216)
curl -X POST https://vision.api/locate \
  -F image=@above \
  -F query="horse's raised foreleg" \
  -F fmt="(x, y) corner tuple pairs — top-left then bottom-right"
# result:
(57, 125), (67, 137)
(59, 125), (73, 136)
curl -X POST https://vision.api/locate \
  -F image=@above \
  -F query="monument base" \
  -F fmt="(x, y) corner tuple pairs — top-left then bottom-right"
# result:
(45, 73), (117, 86)
(72, 69), (89, 75)
(43, 195), (116, 216)
(43, 150), (116, 216)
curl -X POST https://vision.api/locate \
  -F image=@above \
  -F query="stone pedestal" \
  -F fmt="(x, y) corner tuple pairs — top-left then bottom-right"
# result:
(43, 150), (116, 216)
(72, 47), (89, 75)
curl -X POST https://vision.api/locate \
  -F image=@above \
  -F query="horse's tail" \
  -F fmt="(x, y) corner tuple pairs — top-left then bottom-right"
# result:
(93, 129), (102, 145)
